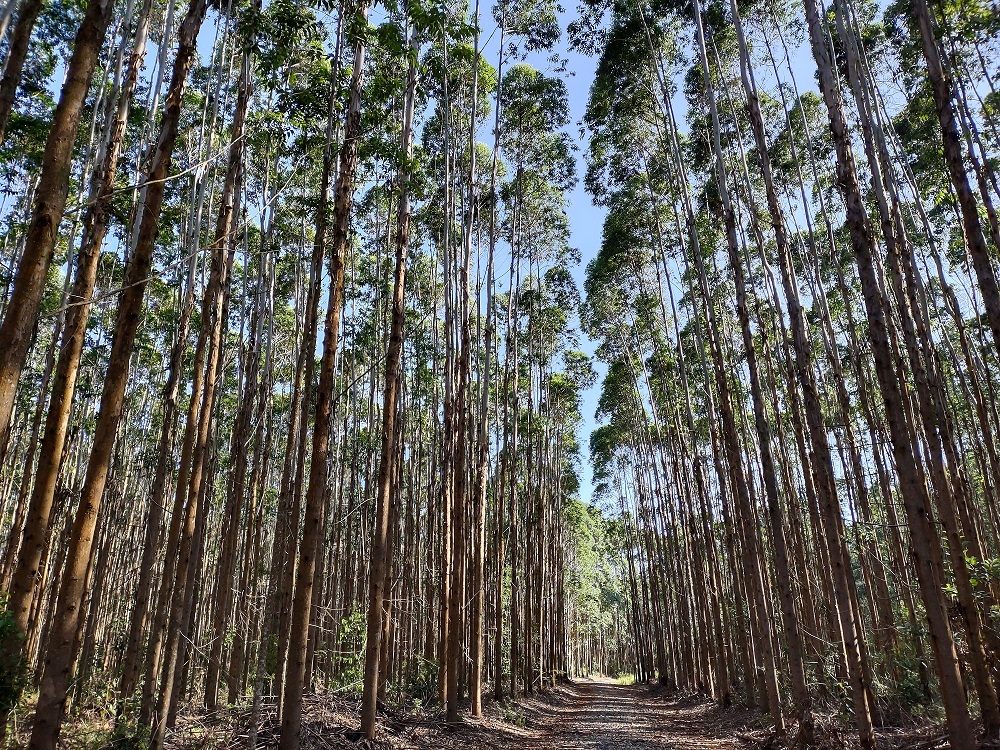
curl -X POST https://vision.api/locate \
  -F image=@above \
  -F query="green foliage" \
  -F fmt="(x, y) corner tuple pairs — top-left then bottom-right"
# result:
(402, 656), (439, 704)
(0, 597), (25, 717)
(0, 612), (28, 724)
(500, 64), (576, 192)
(330, 611), (367, 695)
(104, 719), (152, 750)
(563, 498), (629, 646)
(495, 0), (562, 52)
(499, 702), (527, 726)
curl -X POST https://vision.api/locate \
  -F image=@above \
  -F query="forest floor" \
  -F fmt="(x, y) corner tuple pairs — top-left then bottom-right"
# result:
(154, 677), (994, 750)
(240, 678), (761, 750)
(19, 679), (754, 750)
(436, 677), (757, 749)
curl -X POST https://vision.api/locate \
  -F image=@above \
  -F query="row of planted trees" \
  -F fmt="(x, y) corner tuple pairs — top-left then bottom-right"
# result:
(581, 0), (1000, 745)
(0, 0), (632, 746)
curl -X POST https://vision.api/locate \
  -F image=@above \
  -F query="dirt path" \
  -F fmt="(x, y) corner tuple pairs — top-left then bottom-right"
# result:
(439, 678), (755, 750)
(529, 679), (743, 749)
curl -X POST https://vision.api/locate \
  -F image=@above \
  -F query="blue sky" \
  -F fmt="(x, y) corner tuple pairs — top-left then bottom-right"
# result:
(504, 7), (826, 508)
(563, 81), (606, 507)
(472, 3), (608, 505)
(520, 30), (607, 506)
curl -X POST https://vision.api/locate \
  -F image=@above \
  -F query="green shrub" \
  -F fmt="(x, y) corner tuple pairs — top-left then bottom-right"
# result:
(0, 595), (27, 716)
(403, 657), (438, 705)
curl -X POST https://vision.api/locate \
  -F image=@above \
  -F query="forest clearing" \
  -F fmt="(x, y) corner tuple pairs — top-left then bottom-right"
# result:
(0, 0), (999, 744)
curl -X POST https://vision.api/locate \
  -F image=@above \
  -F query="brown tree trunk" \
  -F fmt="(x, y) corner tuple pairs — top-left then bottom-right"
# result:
(151, 48), (248, 748)
(360, 33), (416, 739)
(2, 0), (154, 721)
(0, 0), (45, 142)
(800, 0), (977, 746)
(447, 5), (478, 721)
(279, 8), (368, 747)
(0, 0), (115, 472)
(911, 0), (1000, 356)
(470, 32), (497, 716)
(698, 10), (810, 731)
(203, 52), (255, 713)
(24, 1), (209, 745)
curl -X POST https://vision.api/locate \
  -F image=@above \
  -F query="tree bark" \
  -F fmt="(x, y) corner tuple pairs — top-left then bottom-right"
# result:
(911, 0), (1000, 357)
(0, 0), (116, 470)
(279, 7), (368, 747)
(0, 0), (45, 142)
(24, 1), (209, 745)
(360, 30), (416, 739)
(800, 0), (977, 746)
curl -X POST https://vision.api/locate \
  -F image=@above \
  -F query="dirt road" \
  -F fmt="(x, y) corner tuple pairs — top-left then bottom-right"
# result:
(528, 679), (745, 749)
(436, 678), (752, 750)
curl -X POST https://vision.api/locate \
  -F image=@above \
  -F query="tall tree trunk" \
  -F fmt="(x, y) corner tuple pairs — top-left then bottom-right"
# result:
(800, 0), (976, 745)
(151, 47), (249, 749)
(447, 0), (478, 722)
(360, 29), (416, 739)
(3, 0), (154, 723)
(470, 20), (497, 718)
(279, 7), (368, 746)
(0, 0), (116, 465)
(203, 49), (257, 713)
(23, 0), (209, 745)
(910, 0), (1000, 356)
(0, 0), (45, 142)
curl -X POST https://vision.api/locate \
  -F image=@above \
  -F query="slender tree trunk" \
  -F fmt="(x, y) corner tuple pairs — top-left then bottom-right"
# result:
(0, 0), (116, 467)
(203, 50), (256, 713)
(470, 22), (497, 715)
(3, 0), (154, 721)
(23, 2), (209, 746)
(910, 0), (1000, 356)
(279, 8), (368, 747)
(800, 0), (976, 746)
(0, 0), (45, 142)
(360, 30), (416, 739)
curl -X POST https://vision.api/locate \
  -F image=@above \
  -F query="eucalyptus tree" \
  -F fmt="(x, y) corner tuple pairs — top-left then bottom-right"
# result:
(9, 0), (1000, 745)
(577, 0), (1000, 744)
(0, 0), (614, 744)
(20, 0), (218, 742)
(0, 0), (154, 724)
(279, 0), (372, 742)
(0, 0), (116, 463)
(360, 5), (419, 738)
